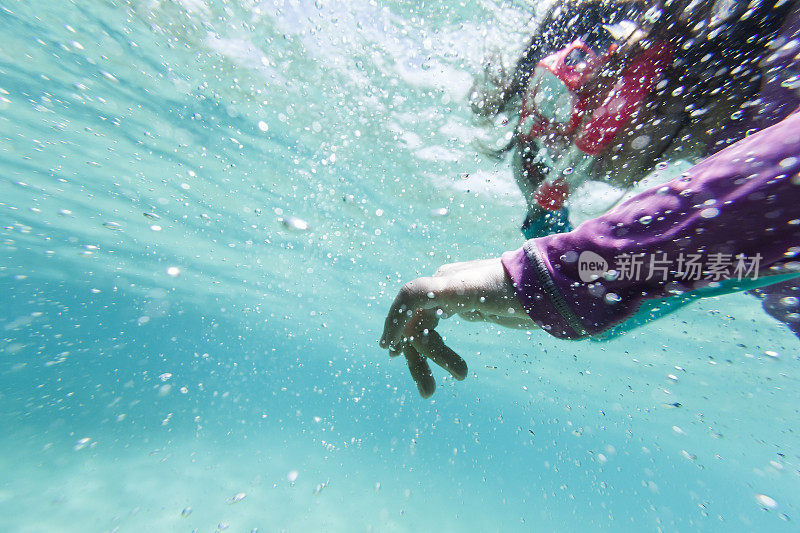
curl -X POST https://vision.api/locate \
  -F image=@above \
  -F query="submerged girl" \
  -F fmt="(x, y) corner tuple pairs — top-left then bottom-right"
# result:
(472, 0), (795, 237)
(380, 0), (800, 397)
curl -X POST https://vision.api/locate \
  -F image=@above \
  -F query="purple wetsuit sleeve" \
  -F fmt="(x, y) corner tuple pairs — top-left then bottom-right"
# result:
(501, 111), (800, 339)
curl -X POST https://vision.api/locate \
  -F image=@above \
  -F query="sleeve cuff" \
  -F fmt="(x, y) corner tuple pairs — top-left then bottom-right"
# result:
(501, 242), (588, 340)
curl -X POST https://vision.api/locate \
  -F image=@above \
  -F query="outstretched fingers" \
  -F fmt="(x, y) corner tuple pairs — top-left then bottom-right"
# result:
(411, 329), (468, 381)
(404, 343), (436, 398)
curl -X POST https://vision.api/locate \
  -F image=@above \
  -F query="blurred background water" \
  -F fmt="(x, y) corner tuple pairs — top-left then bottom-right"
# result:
(1, 1), (799, 531)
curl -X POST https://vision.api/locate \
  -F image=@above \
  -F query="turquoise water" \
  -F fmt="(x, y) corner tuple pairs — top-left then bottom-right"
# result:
(1, 1), (799, 531)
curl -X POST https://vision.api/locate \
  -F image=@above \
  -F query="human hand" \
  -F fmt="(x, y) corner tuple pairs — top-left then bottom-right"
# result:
(379, 258), (536, 398)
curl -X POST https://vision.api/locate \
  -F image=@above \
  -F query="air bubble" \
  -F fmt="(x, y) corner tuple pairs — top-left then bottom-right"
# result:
(781, 74), (800, 90)
(756, 494), (778, 510)
(604, 293), (621, 304)
(228, 492), (246, 504)
(279, 216), (310, 232)
(561, 251), (578, 263)
(630, 135), (651, 150)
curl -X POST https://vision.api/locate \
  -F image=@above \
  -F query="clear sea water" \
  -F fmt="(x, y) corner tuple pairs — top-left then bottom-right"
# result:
(1, 1), (799, 531)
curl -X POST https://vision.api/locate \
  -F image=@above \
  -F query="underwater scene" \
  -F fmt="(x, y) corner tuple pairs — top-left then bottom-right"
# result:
(1, 0), (799, 531)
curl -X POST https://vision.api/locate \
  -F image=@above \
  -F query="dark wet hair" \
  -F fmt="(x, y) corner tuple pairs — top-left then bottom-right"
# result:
(665, 0), (796, 128)
(494, 0), (796, 117)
